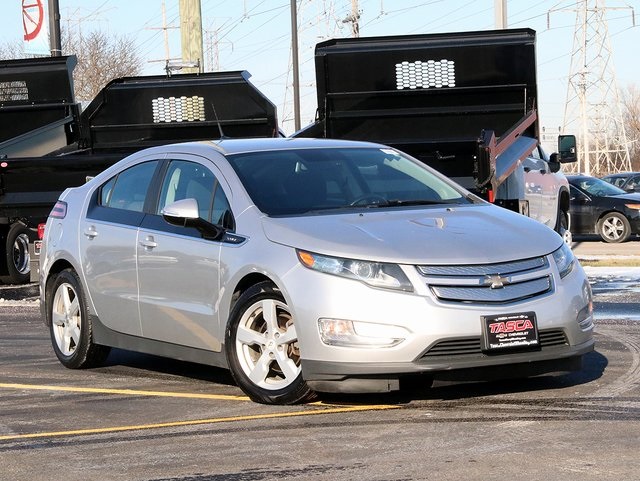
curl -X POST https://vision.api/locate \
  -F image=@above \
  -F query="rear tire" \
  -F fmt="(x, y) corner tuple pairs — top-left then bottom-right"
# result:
(2, 222), (31, 285)
(225, 281), (315, 405)
(47, 268), (110, 369)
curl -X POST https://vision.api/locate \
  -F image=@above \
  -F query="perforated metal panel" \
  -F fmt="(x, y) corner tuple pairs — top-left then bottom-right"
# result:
(395, 59), (456, 90)
(0, 81), (28, 102)
(152, 95), (206, 123)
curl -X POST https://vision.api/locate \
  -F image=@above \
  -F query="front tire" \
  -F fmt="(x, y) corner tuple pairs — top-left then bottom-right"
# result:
(597, 212), (631, 243)
(225, 281), (315, 404)
(556, 209), (572, 245)
(47, 268), (110, 369)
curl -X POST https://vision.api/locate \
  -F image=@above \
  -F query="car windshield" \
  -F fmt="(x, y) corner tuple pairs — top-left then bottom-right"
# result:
(573, 177), (627, 197)
(227, 147), (472, 215)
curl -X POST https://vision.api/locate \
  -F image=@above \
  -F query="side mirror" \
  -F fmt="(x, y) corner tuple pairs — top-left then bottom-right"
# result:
(556, 135), (577, 163)
(162, 198), (224, 240)
(548, 153), (561, 173)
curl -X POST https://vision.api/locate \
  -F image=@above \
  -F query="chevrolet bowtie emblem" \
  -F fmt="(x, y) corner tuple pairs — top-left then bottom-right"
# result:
(484, 274), (510, 289)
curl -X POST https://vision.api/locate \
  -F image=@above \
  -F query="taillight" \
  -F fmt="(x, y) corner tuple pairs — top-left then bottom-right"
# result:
(37, 223), (46, 240)
(50, 201), (67, 219)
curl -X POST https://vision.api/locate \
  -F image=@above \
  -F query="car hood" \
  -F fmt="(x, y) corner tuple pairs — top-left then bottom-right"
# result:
(262, 204), (562, 264)
(610, 193), (640, 202)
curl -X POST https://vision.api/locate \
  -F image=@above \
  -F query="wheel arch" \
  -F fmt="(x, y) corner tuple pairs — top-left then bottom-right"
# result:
(43, 258), (76, 326)
(558, 186), (570, 215)
(596, 208), (626, 224)
(230, 272), (279, 313)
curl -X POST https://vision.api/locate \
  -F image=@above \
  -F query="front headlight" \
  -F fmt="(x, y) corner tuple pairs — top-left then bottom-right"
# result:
(297, 250), (413, 292)
(552, 242), (575, 279)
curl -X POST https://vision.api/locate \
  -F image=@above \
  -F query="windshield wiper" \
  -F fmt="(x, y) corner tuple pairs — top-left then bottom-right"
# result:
(298, 199), (460, 214)
(382, 199), (456, 207)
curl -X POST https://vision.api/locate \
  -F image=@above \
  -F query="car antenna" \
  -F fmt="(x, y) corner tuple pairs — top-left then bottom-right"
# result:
(210, 102), (228, 140)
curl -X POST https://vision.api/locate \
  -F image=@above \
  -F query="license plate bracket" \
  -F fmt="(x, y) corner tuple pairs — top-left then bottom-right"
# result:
(481, 312), (539, 352)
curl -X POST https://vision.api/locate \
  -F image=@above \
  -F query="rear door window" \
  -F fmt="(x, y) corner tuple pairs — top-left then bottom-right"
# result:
(101, 161), (159, 212)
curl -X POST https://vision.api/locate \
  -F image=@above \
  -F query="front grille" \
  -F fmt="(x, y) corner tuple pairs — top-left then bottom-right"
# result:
(416, 256), (552, 304)
(421, 329), (568, 358)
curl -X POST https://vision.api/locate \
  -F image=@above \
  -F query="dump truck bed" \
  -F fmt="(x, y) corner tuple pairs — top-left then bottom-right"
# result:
(295, 28), (539, 192)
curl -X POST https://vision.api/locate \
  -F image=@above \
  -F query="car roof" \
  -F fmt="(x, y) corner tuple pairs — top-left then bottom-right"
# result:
(602, 172), (640, 178)
(213, 137), (387, 155)
(129, 137), (391, 161)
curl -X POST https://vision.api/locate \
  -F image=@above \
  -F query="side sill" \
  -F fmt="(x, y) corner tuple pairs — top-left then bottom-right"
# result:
(90, 314), (227, 369)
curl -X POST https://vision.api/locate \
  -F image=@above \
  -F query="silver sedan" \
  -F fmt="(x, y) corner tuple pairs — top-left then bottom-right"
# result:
(40, 138), (594, 404)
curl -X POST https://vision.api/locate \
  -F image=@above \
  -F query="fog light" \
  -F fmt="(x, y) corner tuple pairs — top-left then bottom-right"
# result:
(577, 282), (595, 331)
(576, 302), (594, 331)
(318, 319), (408, 348)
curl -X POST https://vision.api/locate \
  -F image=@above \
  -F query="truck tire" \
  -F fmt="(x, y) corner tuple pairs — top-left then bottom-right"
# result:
(555, 209), (572, 245)
(2, 222), (31, 285)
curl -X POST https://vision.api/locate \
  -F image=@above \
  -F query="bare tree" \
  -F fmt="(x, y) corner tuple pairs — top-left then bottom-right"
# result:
(621, 85), (640, 170)
(63, 30), (143, 101)
(0, 39), (24, 59)
(1, 29), (142, 102)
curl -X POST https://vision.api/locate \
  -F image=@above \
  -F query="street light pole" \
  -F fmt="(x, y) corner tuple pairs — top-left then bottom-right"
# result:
(495, 0), (507, 29)
(290, 0), (301, 131)
(49, 0), (62, 56)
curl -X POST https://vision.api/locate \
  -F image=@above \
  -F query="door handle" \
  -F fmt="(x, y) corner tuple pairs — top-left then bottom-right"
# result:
(83, 227), (98, 239)
(139, 236), (157, 250)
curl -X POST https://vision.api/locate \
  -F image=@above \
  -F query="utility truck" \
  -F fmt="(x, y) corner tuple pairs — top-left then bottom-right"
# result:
(293, 28), (576, 238)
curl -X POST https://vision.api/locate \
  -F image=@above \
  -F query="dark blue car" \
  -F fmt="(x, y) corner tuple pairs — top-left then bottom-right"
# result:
(568, 175), (640, 243)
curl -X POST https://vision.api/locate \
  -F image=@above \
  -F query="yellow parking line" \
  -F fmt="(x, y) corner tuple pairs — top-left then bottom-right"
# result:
(0, 382), (249, 401)
(0, 404), (399, 441)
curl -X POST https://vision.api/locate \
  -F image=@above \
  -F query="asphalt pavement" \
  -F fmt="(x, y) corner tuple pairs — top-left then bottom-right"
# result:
(572, 235), (640, 259)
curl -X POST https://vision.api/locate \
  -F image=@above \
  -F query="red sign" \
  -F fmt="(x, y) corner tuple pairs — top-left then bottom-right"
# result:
(22, 0), (44, 41)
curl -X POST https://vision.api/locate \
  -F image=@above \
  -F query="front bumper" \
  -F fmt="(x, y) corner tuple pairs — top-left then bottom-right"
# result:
(284, 252), (594, 394)
(302, 338), (594, 393)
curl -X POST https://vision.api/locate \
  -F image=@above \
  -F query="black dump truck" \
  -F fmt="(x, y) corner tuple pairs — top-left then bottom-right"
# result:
(294, 28), (576, 233)
(0, 55), (279, 283)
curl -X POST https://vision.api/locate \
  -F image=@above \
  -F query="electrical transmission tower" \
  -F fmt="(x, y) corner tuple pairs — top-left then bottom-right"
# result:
(560, 0), (633, 176)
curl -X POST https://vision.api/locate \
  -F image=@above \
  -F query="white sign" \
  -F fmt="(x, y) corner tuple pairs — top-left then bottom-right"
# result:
(22, 0), (50, 56)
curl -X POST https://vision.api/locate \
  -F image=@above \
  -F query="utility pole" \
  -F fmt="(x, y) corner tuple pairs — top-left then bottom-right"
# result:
(162, 1), (171, 64)
(48, 0), (62, 56)
(179, 0), (204, 74)
(494, 0), (507, 29)
(147, 1), (180, 72)
(290, 0), (301, 131)
(554, 0), (633, 175)
(343, 0), (360, 37)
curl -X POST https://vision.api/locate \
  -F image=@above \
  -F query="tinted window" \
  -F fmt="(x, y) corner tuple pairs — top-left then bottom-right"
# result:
(157, 159), (233, 228)
(101, 161), (159, 212)
(570, 185), (589, 201)
(602, 176), (625, 188)
(627, 176), (640, 190)
(227, 147), (469, 216)
(572, 177), (626, 196)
